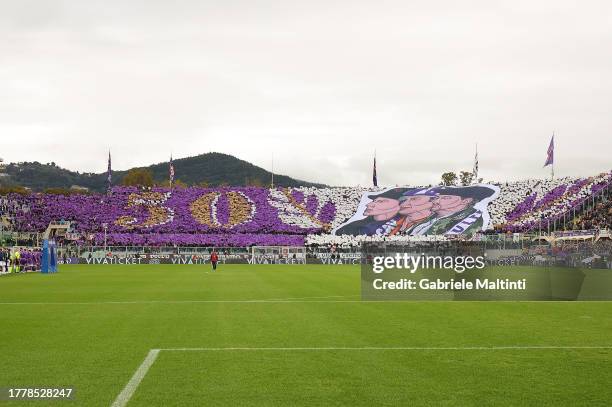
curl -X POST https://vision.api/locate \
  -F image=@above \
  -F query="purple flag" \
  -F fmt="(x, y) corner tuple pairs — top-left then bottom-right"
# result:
(372, 155), (378, 187)
(169, 155), (175, 185)
(106, 151), (112, 192)
(543, 135), (554, 167)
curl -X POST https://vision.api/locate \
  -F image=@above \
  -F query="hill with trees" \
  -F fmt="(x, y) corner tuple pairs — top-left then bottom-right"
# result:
(0, 153), (324, 192)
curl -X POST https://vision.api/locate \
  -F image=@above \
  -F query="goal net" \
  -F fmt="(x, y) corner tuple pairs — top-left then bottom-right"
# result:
(250, 246), (306, 263)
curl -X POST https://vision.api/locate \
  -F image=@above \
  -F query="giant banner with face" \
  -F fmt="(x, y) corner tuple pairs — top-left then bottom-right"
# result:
(332, 185), (500, 236)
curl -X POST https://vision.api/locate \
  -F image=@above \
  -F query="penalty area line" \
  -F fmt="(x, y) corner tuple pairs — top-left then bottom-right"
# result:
(110, 349), (160, 407)
(159, 345), (612, 351)
(110, 345), (612, 406)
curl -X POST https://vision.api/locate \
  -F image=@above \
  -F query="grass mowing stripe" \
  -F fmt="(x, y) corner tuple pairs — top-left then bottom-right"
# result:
(111, 349), (160, 407)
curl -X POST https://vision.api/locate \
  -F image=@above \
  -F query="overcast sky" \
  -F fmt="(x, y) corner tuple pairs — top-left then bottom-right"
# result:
(1, 0), (611, 186)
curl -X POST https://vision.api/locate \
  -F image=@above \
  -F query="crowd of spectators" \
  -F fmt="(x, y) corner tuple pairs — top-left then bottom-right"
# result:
(489, 172), (611, 232)
(0, 172), (609, 248)
(570, 196), (612, 230)
(0, 197), (30, 232)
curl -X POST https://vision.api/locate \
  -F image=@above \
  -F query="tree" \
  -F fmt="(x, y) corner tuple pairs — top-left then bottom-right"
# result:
(0, 185), (29, 195)
(459, 171), (474, 186)
(44, 187), (72, 195)
(121, 168), (154, 187)
(245, 177), (264, 187)
(440, 172), (458, 186)
(160, 179), (188, 188)
(172, 179), (187, 189)
(44, 187), (89, 195)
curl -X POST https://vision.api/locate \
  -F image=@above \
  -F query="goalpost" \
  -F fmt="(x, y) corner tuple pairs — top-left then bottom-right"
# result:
(250, 246), (306, 263)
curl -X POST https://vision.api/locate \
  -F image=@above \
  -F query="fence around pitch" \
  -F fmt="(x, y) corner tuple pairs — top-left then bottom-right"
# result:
(50, 235), (566, 259)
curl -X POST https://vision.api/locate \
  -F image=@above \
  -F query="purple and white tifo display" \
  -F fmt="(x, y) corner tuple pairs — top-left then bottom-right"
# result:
(3, 170), (611, 246)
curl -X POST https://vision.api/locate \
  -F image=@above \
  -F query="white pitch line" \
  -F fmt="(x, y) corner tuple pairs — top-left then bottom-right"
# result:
(4, 299), (612, 305)
(110, 349), (160, 407)
(160, 346), (612, 351)
(0, 300), (369, 305)
(0, 296), (360, 305)
(2, 298), (611, 306)
(110, 345), (612, 406)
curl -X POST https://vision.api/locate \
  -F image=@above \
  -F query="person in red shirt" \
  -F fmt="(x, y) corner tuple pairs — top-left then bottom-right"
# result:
(210, 249), (219, 271)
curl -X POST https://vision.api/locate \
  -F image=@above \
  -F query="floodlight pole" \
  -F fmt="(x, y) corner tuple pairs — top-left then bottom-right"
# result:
(551, 161), (554, 181)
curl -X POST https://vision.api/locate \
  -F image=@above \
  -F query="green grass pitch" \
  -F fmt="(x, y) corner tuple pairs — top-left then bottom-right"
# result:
(1, 264), (612, 406)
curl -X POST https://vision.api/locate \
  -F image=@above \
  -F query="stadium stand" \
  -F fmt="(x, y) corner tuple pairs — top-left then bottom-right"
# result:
(0, 172), (610, 249)
(571, 196), (612, 230)
(492, 172), (612, 232)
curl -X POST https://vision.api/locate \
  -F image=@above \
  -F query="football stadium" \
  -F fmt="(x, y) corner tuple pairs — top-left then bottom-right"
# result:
(2, 2), (612, 406)
(2, 165), (611, 406)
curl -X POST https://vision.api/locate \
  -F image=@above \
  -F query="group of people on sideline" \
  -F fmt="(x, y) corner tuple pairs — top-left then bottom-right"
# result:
(0, 247), (41, 274)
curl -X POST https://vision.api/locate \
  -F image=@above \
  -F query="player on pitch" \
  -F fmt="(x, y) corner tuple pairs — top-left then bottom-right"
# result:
(210, 249), (219, 271)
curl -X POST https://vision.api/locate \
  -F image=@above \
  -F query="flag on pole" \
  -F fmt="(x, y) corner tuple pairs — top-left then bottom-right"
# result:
(544, 135), (554, 167)
(106, 151), (112, 193)
(472, 144), (479, 183)
(169, 155), (175, 188)
(372, 154), (378, 187)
